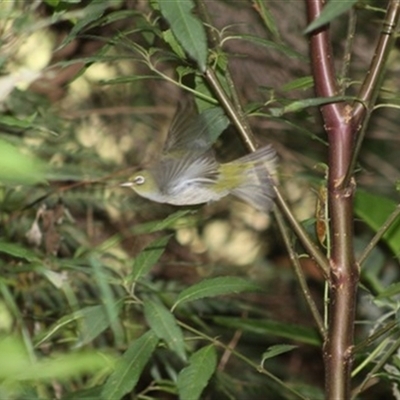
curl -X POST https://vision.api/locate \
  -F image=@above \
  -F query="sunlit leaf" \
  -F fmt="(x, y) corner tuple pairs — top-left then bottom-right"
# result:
(144, 298), (187, 361)
(0, 139), (46, 184)
(177, 345), (217, 400)
(101, 331), (158, 399)
(0, 336), (112, 381)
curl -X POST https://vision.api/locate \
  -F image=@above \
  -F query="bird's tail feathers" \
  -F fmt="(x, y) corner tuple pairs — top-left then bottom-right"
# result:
(229, 145), (277, 212)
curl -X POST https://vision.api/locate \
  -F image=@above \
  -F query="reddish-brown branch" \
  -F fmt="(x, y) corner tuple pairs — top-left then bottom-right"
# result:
(306, 0), (359, 399)
(306, 0), (344, 127)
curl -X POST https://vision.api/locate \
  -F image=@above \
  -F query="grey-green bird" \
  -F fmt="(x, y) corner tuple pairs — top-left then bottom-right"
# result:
(121, 104), (277, 212)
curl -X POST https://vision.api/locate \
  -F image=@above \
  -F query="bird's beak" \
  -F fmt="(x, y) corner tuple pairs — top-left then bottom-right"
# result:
(120, 182), (134, 187)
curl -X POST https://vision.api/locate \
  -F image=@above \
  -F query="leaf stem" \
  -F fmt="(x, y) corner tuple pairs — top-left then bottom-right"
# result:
(344, 0), (400, 188)
(178, 320), (309, 400)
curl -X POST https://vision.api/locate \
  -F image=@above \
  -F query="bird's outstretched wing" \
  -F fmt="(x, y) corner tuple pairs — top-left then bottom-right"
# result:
(153, 150), (220, 195)
(163, 102), (229, 155)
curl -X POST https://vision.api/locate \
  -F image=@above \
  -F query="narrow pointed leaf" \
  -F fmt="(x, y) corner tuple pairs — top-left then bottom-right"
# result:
(0, 336), (112, 381)
(261, 344), (298, 364)
(227, 34), (305, 60)
(101, 331), (159, 399)
(131, 210), (195, 234)
(214, 317), (321, 346)
(158, 0), (207, 71)
(252, 0), (281, 41)
(0, 241), (39, 262)
(376, 282), (400, 299)
(172, 277), (260, 311)
(128, 235), (171, 283)
(61, 2), (108, 47)
(269, 96), (354, 116)
(177, 345), (217, 400)
(304, 0), (358, 34)
(144, 299), (187, 361)
(0, 139), (46, 184)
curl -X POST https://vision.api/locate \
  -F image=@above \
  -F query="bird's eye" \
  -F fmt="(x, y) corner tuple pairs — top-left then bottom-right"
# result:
(134, 175), (145, 185)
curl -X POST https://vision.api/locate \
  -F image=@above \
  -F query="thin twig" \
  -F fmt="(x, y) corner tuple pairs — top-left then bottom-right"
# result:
(339, 8), (357, 94)
(358, 203), (400, 266)
(178, 321), (309, 400)
(353, 320), (397, 353)
(351, 335), (400, 399)
(275, 207), (326, 337)
(204, 67), (257, 151)
(344, 0), (400, 188)
(203, 66), (330, 278)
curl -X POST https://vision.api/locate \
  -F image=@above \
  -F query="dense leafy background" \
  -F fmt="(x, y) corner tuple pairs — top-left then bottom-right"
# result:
(0, 1), (399, 399)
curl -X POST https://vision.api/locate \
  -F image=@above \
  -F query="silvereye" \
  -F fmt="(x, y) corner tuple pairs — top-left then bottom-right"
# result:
(121, 104), (277, 212)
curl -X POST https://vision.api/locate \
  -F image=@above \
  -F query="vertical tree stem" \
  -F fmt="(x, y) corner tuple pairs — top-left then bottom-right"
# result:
(306, 1), (358, 398)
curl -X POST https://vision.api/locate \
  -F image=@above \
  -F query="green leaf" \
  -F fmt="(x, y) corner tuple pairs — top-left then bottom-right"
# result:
(76, 303), (122, 346)
(355, 189), (400, 256)
(0, 114), (36, 129)
(101, 331), (159, 399)
(131, 209), (196, 234)
(194, 73), (222, 110)
(0, 241), (39, 262)
(128, 235), (172, 283)
(261, 344), (298, 366)
(172, 277), (261, 311)
(35, 302), (122, 347)
(282, 76), (314, 92)
(227, 34), (305, 60)
(177, 345), (217, 400)
(90, 258), (124, 346)
(375, 282), (400, 300)
(213, 317), (321, 346)
(61, 1), (109, 47)
(62, 386), (104, 400)
(144, 298), (187, 361)
(200, 107), (230, 144)
(158, 0), (208, 71)
(252, 0), (281, 42)
(162, 29), (186, 59)
(269, 95), (354, 116)
(0, 335), (112, 381)
(0, 139), (47, 184)
(304, 0), (358, 34)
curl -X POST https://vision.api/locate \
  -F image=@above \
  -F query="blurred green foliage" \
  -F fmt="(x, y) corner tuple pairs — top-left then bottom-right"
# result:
(0, 1), (399, 399)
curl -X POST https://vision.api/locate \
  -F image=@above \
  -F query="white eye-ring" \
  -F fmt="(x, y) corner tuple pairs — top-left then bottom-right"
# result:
(134, 175), (145, 185)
